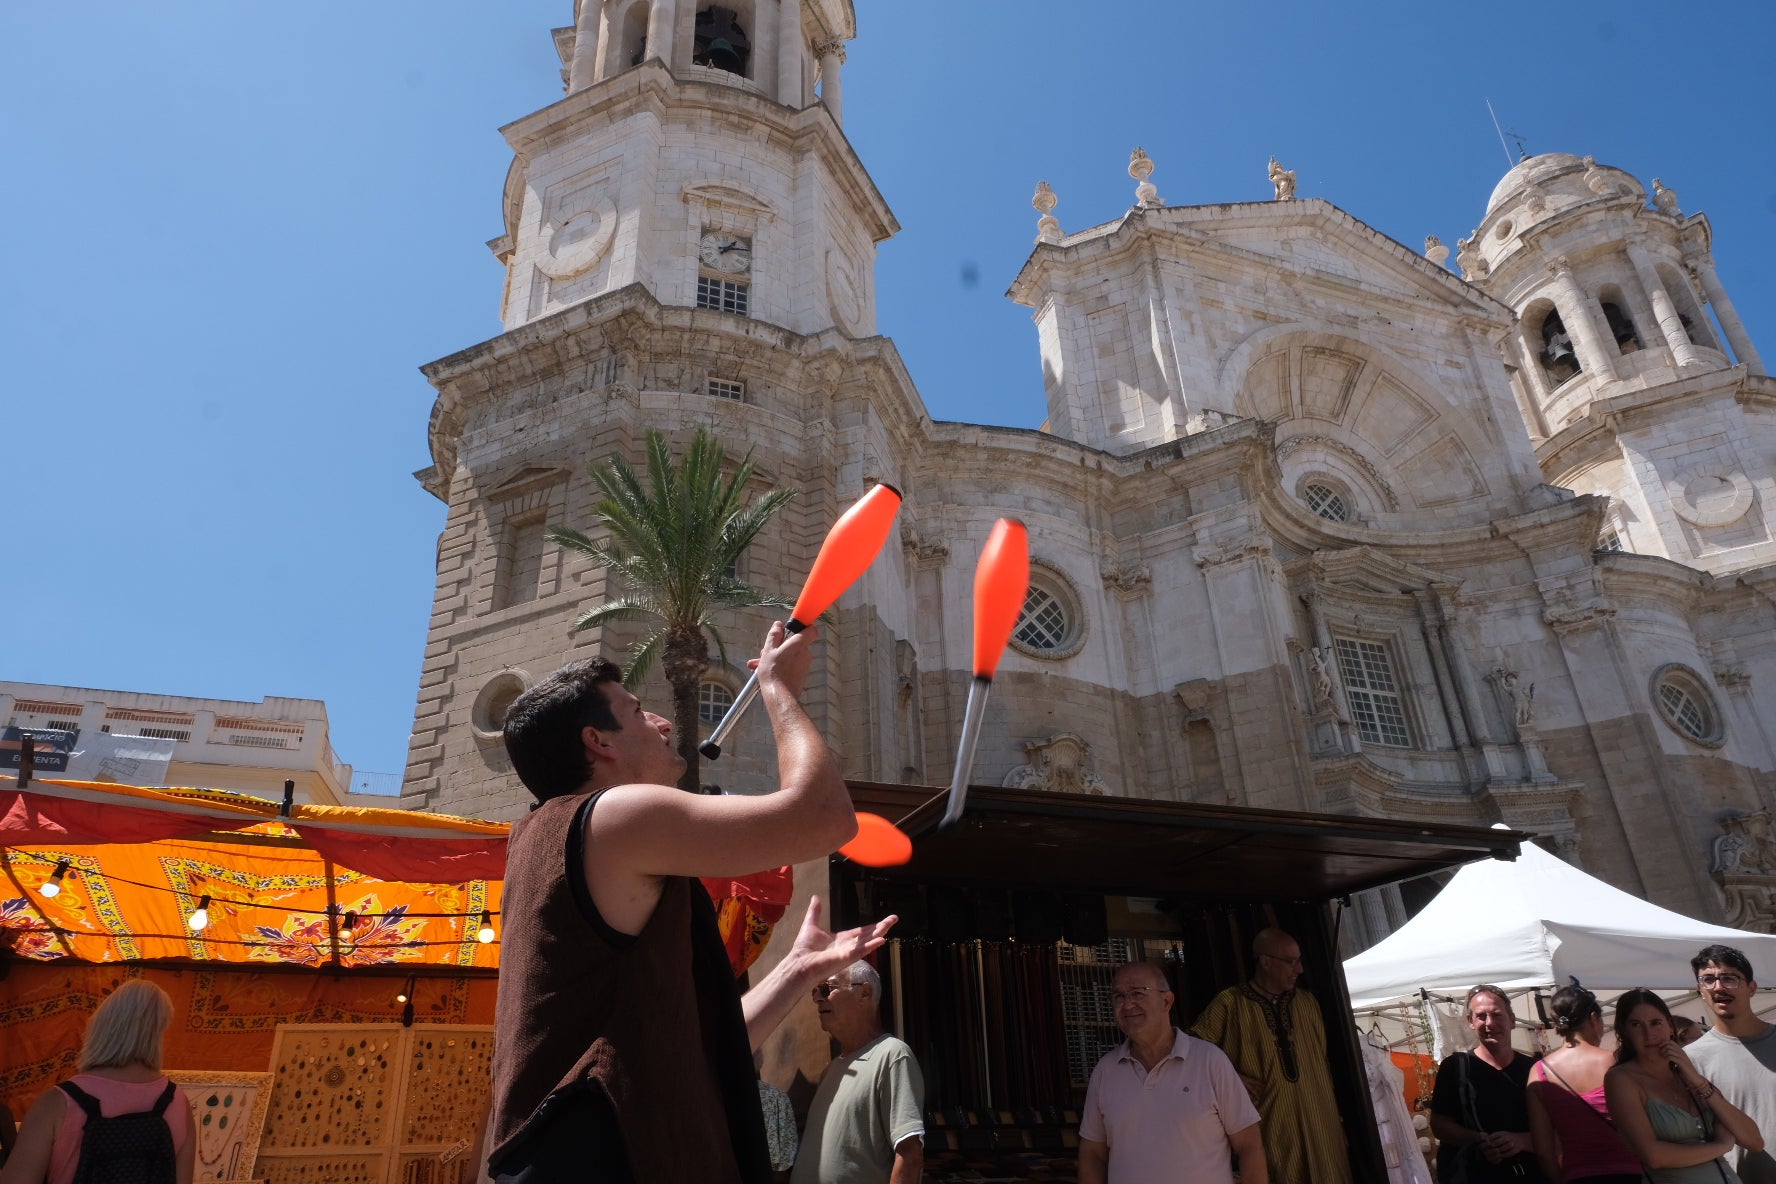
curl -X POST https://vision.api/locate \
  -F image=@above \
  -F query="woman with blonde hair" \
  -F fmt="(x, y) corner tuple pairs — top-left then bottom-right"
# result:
(1603, 988), (1762, 1184)
(0, 979), (194, 1184)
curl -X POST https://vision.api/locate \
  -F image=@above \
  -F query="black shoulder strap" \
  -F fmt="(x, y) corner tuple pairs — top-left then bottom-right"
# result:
(58, 1082), (104, 1121)
(150, 1080), (177, 1117)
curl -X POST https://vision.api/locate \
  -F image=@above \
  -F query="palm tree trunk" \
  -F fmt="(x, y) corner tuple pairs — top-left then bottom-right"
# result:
(662, 627), (709, 794)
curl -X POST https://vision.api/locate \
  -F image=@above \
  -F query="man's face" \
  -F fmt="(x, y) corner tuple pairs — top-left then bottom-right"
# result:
(1697, 961), (1756, 1023)
(590, 683), (685, 786)
(1258, 939), (1305, 992)
(1110, 966), (1174, 1044)
(1467, 991), (1515, 1049)
(812, 974), (871, 1036)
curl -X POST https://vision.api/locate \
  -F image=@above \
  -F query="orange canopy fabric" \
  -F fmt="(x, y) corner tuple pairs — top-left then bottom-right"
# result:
(1, 778), (786, 975)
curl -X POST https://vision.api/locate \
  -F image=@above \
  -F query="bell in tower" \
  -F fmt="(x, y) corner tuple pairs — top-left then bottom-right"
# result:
(694, 7), (750, 76)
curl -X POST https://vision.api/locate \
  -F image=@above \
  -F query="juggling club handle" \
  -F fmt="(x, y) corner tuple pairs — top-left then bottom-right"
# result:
(699, 619), (806, 760)
(940, 677), (991, 828)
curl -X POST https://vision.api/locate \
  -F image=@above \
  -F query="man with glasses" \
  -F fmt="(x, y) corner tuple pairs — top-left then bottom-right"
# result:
(1686, 945), (1775, 1184)
(791, 960), (924, 1184)
(1080, 961), (1267, 1184)
(1190, 928), (1350, 1183)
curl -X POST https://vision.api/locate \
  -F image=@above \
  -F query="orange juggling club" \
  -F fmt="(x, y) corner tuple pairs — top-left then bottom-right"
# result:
(838, 811), (914, 867)
(941, 519), (1030, 827)
(700, 482), (904, 760)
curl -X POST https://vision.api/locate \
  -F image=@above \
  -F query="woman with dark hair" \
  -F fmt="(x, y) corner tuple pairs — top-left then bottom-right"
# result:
(1603, 988), (1763, 1184)
(1526, 986), (1640, 1184)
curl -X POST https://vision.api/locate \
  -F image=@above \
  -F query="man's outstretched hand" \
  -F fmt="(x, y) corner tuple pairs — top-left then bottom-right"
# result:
(787, 894), (897, 982)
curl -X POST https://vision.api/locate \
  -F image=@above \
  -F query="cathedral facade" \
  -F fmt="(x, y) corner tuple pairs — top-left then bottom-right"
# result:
(401, 0), (1776, 948)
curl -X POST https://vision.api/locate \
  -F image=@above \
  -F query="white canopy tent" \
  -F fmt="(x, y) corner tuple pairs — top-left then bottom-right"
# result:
(1344, 833), (1776, 1008)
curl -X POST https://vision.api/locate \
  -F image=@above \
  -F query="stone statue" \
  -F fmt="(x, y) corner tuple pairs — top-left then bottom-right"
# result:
(1129, 147), (1160, 209)
(1033, 180), (1062, 244)
(1268, 156), (1297, 201)
(1515, 681), (1535, 729)
(1424, 235), (1450, 268)
(1653, 178), (1680, 216)
(1494, 668), (1536, 730)
(1308, 647), (1337, 707)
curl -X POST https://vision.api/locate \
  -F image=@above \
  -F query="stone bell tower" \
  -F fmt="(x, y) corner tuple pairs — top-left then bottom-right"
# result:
(1463, 152), (1775, 573)
(403, 0), (923, 822)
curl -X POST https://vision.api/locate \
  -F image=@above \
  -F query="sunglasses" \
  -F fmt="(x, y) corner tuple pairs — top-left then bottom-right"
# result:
(812, 981), (860, 1000)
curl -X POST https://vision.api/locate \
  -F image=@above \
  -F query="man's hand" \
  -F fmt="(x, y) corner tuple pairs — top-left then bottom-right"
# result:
(1479, 1131), (1531, 1163)
(752, 621), (816, 703)
(783, 894), (898, 984)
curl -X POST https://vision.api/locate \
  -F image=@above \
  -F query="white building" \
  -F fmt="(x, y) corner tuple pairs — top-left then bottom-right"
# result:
(400, 1), (1776, 959)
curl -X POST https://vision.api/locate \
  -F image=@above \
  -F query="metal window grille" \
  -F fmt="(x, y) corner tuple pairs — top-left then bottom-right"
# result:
(1014, 584), (1071, 651)
(698, 682), (734, 725)
(1334, 638), (1412, 747)
(46, 719), (79, 732)
(706, 377), (746, 401)
(1658, 682), (1709, 740)
(228, 734), (292, 749)
(1057, 939), (1136, 1086)
(136, 727), (191, 742)
(696, 275), (750, 315)
(1304, 483), (1350, 522)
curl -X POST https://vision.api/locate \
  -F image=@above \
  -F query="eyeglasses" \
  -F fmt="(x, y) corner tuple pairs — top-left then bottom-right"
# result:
(1698, 973), (1747, 989)
(1110, 986), (1165, 1006)
(1260, 953), (1304, 968)
(812, 981), (859, 1000)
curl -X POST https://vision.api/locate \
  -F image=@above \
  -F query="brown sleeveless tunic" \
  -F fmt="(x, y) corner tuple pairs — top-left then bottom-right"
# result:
(489, 791), (770, 1182)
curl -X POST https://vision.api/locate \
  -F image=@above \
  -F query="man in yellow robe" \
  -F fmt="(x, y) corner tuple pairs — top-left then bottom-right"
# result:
(1191, 928), (1352, 1184)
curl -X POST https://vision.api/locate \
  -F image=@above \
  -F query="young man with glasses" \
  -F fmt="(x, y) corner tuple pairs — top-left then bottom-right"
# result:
(791, 961), (924, 1184)
(1686, 945), (1775, 1184)
(1079, 961), (1267, 1184)
(1190, 928), (1351, 1183)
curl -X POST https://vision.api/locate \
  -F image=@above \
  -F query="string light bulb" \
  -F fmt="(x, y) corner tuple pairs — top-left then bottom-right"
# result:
(187, 895), (212, 932)
(40, 859), (71, 899)
(476, 910), (497, 944)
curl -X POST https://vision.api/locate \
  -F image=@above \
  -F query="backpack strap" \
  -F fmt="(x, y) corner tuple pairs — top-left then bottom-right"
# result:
(149, 1080), (177, 1117)
(57, 1082), (105, 1121)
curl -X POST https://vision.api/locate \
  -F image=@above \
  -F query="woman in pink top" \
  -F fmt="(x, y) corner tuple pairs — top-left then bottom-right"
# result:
(1527, 985), (1641, 1184)
(0, 979), (194, 1184)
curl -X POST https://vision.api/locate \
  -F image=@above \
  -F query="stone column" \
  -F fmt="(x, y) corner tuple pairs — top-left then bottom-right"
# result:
(1547, 257), (1619, 382)
(815, 37), (845, 124)
(777, 0), (803, 106)
(646, 0), (676, 66)
(1625, 243), (1704, 369)
(568, 0), (605, 92)
(749, 0), (776, 93)
(1690, 254), (1767, 375)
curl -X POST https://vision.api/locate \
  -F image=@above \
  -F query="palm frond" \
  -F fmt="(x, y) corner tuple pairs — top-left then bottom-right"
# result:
(569, 595), (665, 635)
(623, 627), (667, 688)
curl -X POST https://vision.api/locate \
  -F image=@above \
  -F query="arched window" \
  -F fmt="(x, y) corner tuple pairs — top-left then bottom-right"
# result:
(1539, 308), (1581, 385)
(1599, 287), (1641, 354)
(698, 681), (734, 724)
(1650, 664), (1724, 746)
(694, 7), (750, 76)
(621, 1), (649, 68)
(1010, 568), (1087, 659)
(1303, 482), (1351, 523)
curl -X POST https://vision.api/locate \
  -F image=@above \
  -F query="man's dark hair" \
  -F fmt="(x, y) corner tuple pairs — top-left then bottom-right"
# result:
(1690, 944), (1755, 982)
(502, 658), (624, 802)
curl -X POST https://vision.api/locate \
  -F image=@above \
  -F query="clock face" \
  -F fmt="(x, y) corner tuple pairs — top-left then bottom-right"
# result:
(698, 232), (752, 274)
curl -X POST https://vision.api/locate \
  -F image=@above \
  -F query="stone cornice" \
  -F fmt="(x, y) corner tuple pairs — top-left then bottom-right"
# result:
(1006, 198), (1512, 326)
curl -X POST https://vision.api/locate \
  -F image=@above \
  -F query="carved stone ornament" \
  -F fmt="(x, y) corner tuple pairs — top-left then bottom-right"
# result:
(812, 37), (847, 63)
(1582, 156), (1616, 197)
(1712, 812), (1776, 932)
(1129, 147), (1160, 209)
(1652, 178), (1681, 216)
(1424, 235), (1450, 268)
(1268, 156), (1297, 201)
(1193, 539), (1273, 571)
(1523, 183), (1548, 216)
(1033, 180), (1062, 244)
(1456, 234), (1489, 281)
(1003, 733), (1107, 796)
(1100, 561), (1151, 599)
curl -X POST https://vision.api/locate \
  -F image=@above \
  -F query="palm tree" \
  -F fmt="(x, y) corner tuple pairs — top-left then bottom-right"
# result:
(546, 427), (796, 794)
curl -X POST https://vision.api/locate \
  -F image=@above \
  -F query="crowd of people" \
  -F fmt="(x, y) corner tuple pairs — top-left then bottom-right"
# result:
(0, 620), (1771, 1184)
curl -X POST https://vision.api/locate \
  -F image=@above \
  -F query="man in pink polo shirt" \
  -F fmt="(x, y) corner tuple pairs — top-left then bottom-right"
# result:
(1079, 961), (1269, 1184)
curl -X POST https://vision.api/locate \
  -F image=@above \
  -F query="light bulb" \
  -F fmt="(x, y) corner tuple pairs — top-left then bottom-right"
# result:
(41, 859), (70, 898)
(188, 894), (212, 932)
(476, 910), (497, 945)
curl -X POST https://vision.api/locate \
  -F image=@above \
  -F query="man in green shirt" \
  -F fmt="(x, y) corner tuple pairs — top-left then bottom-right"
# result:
(791, 960), (924, 1184)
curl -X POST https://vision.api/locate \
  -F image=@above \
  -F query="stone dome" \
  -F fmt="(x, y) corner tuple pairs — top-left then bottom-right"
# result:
(1486, 153), (1585, 213)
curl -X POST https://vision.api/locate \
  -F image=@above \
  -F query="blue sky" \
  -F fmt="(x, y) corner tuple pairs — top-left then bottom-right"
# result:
(4, 2), (1773, 783)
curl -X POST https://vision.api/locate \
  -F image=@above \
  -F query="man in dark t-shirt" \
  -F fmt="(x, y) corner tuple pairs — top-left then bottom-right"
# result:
(1429, 985), (1548, 1184)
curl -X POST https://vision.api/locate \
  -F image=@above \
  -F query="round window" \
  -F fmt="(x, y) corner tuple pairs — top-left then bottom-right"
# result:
(1009, 568), (1086, 659)
(471, 671), (531, 741)
(1650, 664), (1724, 746)
(697, 681), (734, 724)
(1303, 482), (1351, 523)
